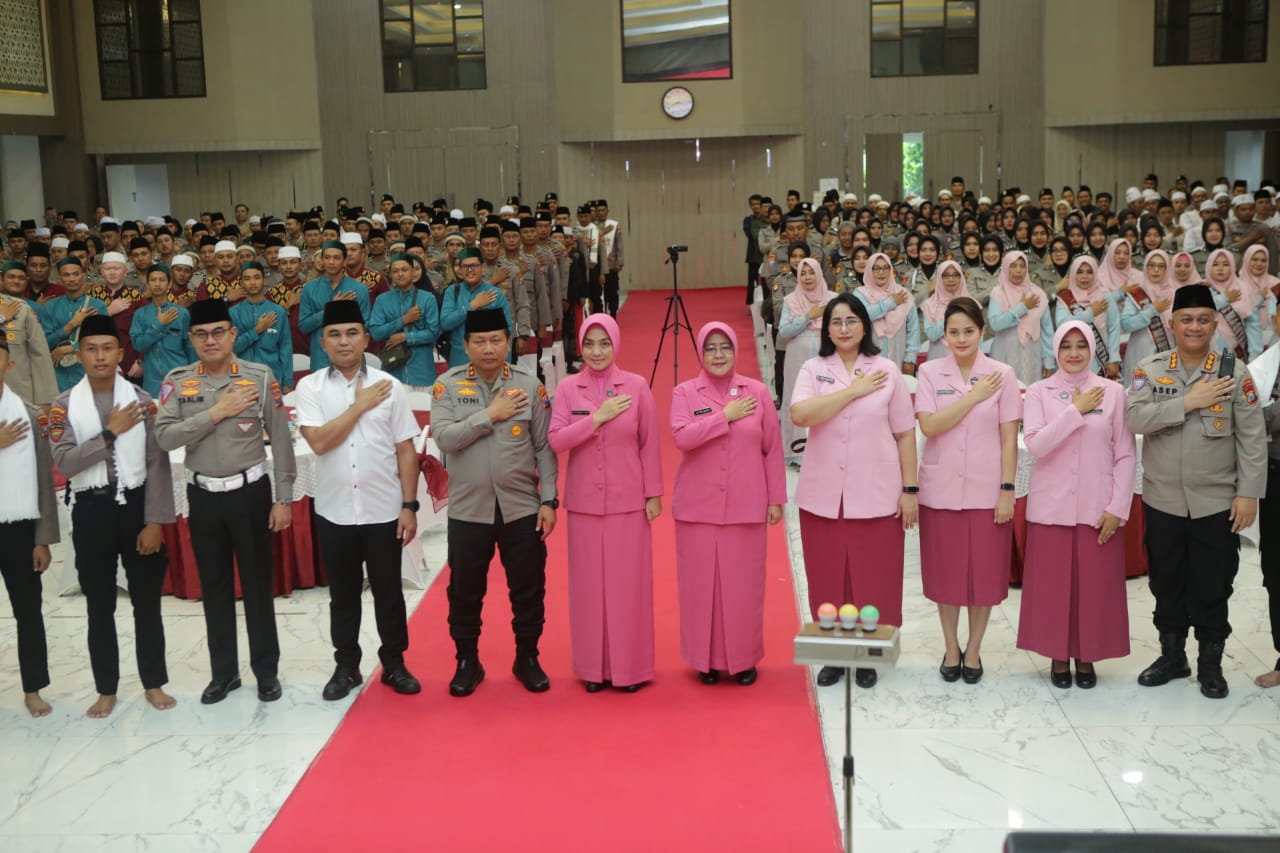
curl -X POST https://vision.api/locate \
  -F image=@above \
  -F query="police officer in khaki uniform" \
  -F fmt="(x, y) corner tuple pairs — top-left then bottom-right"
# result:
(431, 309), (558, 698)
(0, 262), (58, 406)
(1126, 283), (1267, 699)
(155, 299), (296, 705)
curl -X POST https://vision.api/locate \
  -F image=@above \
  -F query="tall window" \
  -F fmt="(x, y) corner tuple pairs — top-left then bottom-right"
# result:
(381, 1), (487, 92)
(94, 0), (206, 100)
(870, 0), (977, 77)
(1155, 0), (1267, 65)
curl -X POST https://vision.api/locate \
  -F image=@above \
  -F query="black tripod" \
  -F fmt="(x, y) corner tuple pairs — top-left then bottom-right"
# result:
(649, 245), (696, 387)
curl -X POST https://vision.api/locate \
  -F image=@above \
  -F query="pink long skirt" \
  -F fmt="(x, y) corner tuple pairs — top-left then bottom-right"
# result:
(566, 510), (654, 686)
(675, 521), (767, 674)
(919, 506), (1011, 607)
(1016, 522), (1130, 661)
(798, 512), (904, 627)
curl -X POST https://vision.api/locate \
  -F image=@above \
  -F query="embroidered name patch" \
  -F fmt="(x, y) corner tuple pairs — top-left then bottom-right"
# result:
(937, 389), (956, 395)
(816, 375), (836, 384)
(571, 409), (590, 415)
(693, 407), (713, 416)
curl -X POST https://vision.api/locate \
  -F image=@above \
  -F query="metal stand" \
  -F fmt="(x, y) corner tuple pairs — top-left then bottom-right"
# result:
(649, 246), (696, 387)
(793, 623), (901, 853)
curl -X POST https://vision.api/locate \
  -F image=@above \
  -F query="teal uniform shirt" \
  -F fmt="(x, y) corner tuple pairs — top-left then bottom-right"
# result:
(129, 300), (196, 397)
(41, 293), (110, 391)
(369, 286), (441, 387)
(438, 281), (513, 368)
(230, 297), (294, 388)
(298, 275), (371, 370)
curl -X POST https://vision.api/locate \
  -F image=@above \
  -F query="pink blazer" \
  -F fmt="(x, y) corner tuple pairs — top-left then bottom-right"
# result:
(1023, 375), (1135, 526)
(792, 353), (915, 519)
(914, 352), (1022, 510)
(548, 367), (663, 515)
(670, 373), (786, 524)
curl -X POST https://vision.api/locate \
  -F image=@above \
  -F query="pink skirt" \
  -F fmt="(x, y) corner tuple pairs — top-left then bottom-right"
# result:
(675, 521), (767, 673)
(798, 511), (904, 627)
(919, 506), (1011, 606)
(1016, 522), (1130, 661)
(566, 510), (654, 686)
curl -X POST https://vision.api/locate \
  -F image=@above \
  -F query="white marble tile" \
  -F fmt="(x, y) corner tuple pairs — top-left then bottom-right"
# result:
(1077, 723), (1280, 831)
(0, 833), (258, 853)
(850, 828), (1013, 853)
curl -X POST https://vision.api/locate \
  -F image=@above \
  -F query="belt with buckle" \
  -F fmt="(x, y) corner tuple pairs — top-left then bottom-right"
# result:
(187, 462), (266, 493)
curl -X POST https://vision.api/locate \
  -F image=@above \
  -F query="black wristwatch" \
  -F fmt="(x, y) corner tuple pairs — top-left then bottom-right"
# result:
(402, 500), (421, 512)
(902, 486), (919, 494)
(541, 498), (559, 510)
(1000, 482), (1016, 491)
(101, 428), (117, 445)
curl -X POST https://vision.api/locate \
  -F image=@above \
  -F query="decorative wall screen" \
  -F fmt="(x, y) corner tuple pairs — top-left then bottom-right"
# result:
(0, 0), (49, 93)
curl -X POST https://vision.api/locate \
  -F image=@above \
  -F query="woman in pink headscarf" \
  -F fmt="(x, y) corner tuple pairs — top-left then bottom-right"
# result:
(1238, 245), (1279, 350)
(1171, 251), (1202, 287)
(1095, 238), (1142, 308)
(1204, 247), (1261, 360)
(1043, 256), (1121, 378)
(1120, 248), (1177, 383)
(986, 251), (1046, 386)
(548, 314), (663, 693)
(853, 252), (920, 375)
(922, 259), (971, 361)
(777, 257), (836, 465)
(1018, 321), (1135, 688)
(670, 322), (786, 686)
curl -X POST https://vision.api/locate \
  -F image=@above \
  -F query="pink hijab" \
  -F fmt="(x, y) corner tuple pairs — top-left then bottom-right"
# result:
(1206, 247), (1256, 353)
(1095, 239), (1139, 294)
(922, 259), (970, 325)
(1171, 251), (1202, 286)
(695, 321), (739, 398)
(992, 251), (1045, 342)
(578, 313), (620, 388)
(783, 257), (835, 331)
(1138, 249), (1177, 330)
(1049, 320), (1103, 389)
(859, 251), (913, 340)
(1239, 245), (1277, 327)
(1066, 255), (1109, 345)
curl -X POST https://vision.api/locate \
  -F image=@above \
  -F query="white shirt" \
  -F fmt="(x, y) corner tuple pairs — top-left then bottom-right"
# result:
(295, 365), (419, 525)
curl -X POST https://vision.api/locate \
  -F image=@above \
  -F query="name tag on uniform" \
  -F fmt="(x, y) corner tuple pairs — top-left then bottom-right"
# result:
(937, 389), (956, 395)
(179, 395), (204, 404)
(693, 407), (713, 416)
(1086, 408), (1103, 415)
(816, 375), (835, 384)
(571, 409), (590, 415)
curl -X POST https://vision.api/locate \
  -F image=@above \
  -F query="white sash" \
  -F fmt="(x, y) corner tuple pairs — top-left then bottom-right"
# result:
(0, 385), (38, 522)
(67, 372), (147, 504)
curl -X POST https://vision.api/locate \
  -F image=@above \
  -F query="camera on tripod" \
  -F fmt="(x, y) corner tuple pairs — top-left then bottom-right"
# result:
(666, 244), (688, 260)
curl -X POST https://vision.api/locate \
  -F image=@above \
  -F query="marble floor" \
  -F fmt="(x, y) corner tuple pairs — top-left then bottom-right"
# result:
(1, 310), (1277, 853)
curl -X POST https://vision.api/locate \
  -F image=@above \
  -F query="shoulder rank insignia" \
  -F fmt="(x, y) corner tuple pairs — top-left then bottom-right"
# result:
(1167, 352), (1178, 370)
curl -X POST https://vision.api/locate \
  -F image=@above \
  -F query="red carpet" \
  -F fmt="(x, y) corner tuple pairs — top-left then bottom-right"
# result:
(256, 288), (841, 853)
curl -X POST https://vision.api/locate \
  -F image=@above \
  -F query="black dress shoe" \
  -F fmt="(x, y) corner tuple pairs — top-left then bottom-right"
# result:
(734, 668), (758, 686)
(584, 680), (607, 693)
(512, 656), (550, 693)
(1050, 666), (1072, 689)
(939, 657), (962, 683)
(854, 667), (878, 688)
(200, 676), (242, 705)
(449, 657), (485, 697)
(816, 666), (844, 686)
(380, 665), (421, 695)
(699, 670), (720, 685)
(322, 667), (363, 701)
(961, 658), (984, 685)
(1074, 664), (1097, 689)
(620, 682), (645, 693)
(257, 676), (283, 702)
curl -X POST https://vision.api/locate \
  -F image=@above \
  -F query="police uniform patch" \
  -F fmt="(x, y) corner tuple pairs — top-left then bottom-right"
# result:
(36, 413), (48, 439)
(1213, 418), (1225, 431)
(456, 388), (478, 397)
(1209, 403), (1225, 413)
(1059, 391), (1070, 400)
(48, 406), (65, 442)
(537, 384), (549, 410)
(160, 382), (175, 404)
(432, 382), (445, 401)
(1243, 378), (1258, 405)
(511, 424), (522, 437)
(146, 402), (158, 418)
(5, 332), (13, 342)
(270, 381), (284, 408)
(1131, 369), (1147, 392)
(1155, 376), (1175, 385)
(181, 379), (201, 388)
(180, 388), (202, 397)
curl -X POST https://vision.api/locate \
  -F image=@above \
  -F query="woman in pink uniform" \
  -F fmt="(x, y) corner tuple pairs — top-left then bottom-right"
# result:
(915, 297), (1021, 685)
(670, 322), (786, 686)
(791, 293), (918, 689)
(1017, 320), (1135, 688)
(548, 314), (663, 693)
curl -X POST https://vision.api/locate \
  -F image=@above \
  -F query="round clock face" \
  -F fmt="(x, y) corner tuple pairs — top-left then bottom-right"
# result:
(662, 86), (694, 120)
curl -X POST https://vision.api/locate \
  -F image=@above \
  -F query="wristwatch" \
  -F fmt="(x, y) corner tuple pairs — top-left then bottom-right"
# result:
(1000, 482), (1016, 491)
(402, 500), (421, 512)
(902, 486), (920, 494)
(101, 428), (117, 445)
(541, 498), (560, 510)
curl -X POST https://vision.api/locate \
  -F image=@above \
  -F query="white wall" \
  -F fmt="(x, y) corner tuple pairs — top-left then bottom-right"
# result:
(0, 135), (46, 222)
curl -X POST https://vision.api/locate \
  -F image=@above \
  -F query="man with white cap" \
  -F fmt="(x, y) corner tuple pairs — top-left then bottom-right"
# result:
(1229, 194), (1277, 262)
(267, 245), (310, 357)
(169, 253), (198, 307)
(341, 231), (389, 299)
(1125, 187), (1143, 215)
(198, 240), (244, 302)
(299, 239), (371, 370)
(88, 251), (144, 380)
(1184, 199), (1216, 253)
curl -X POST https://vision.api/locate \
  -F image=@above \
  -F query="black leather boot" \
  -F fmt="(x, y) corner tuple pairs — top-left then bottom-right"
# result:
(1137, 631), (1191, 686)
(1196, 639), (1229, 699)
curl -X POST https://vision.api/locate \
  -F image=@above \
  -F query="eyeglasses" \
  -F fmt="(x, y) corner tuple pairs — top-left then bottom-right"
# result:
(829, 317), (862, 329)
(459, 262), (482, 270)
(941, 270), (961, 279)
(702, 344), (733, 355)
(871, 264), (892, 273)
(190, 326), (231, 342)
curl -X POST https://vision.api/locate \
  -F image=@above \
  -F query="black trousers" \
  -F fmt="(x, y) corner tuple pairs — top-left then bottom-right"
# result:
(316, 516), (408, 671)
(446, 504), (546, 659)
(774, 349), (785, 401)
(187, 477), (279, 681)
(562, 302), (578, 363)
(71, 486), (168, 695)
(746, 262), (758, 305)
(1143, 503), (1239, 642)
(587, 265), (603, 315)
(1260, 459), (1280, 656)
(0, 520), (48, 693)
